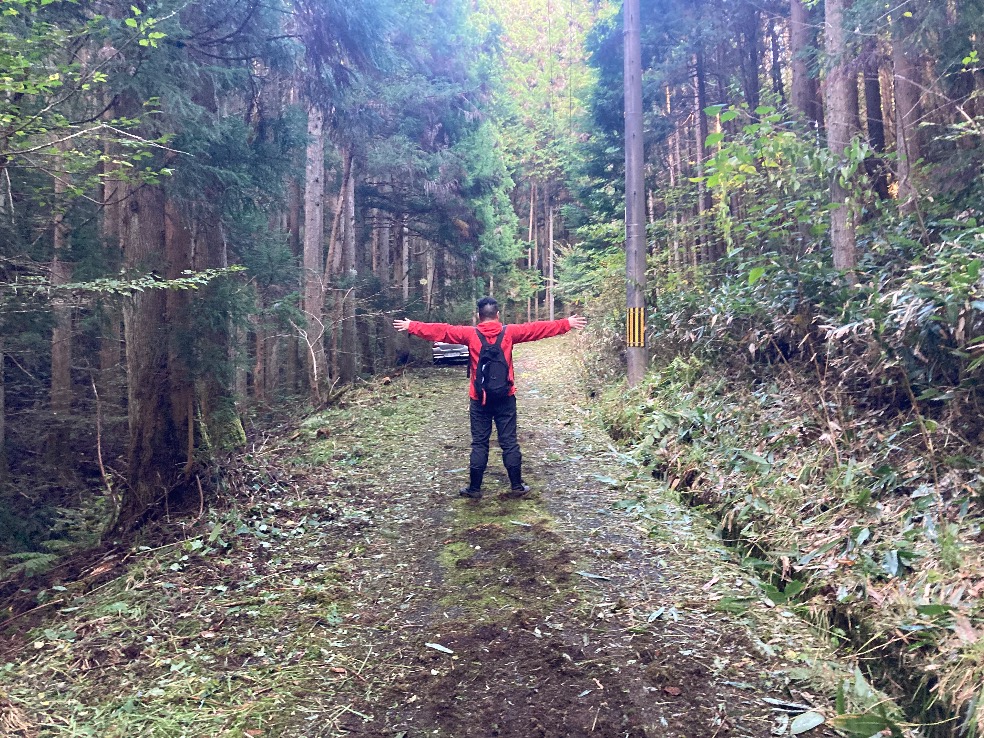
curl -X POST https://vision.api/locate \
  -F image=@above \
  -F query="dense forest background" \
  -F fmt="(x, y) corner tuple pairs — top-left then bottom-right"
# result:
(1, 0), (983, 731)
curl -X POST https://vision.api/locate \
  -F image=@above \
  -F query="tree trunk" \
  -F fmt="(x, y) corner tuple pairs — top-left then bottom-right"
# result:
(302, 103), (328, 401)
(196, 218), (245, 454)
(400, 215), (409, 302)
(164, 198), (195, 479)
(0, 339), (6, 480)
(824, 0), (858, 275)
(863, 42), (891, 199)
(770, 17), (785, 105)
(99, 316), (122, 406)
(536, 193), (543, 311)
(324, 151), (351, 379)
(234, 317), (249, 404)
(379, 191), (391, 287)
(683, 112), (697, 269)
(892, 19), (925, 214)
(667, 85), (683, 271)
(326, 154), (349, 278)
(694, 49), (712, 264)
(790, 0), (823, 126)
(370, 207), (380, 276)
(117, 184), (183, 529)
(547, 198), (555, 321)
(253, 293), (268, 404)
(863, 45), (887, 153)
(378, 186), (395, 366)
(340, 153), (358, 384)
(264, 332), (279, 398)
(847, 65), (862, 134)
(49, 155), (73, 459)
(527, 181), (535, 322)
(878, 62), (896, 150)
(99, 131), (124, 411)
(285, 174), (302, 394)
(424, 241), (435, 313)
(740, 2), (761, 113)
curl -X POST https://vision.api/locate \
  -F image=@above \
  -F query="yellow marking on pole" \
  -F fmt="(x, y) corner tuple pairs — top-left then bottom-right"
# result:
(627, 307), (645, 347)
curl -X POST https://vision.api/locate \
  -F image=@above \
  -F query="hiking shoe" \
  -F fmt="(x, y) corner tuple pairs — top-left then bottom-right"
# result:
(458, 487), (483, 499)
(502, 483), (530, 499)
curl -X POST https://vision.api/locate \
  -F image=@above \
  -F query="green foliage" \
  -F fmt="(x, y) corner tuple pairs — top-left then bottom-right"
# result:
(830, 669), (906, 737)
(627, 209), (984, 422)
(697, 105), (835, 255)
(62, 267), (244, 296)
(594, 338), (984, 734)
(0, 0), (175, 183)
(0, 550), (59, 578)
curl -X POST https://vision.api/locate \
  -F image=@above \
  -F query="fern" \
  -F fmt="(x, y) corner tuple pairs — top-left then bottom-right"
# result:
(0, 551), (59, 578)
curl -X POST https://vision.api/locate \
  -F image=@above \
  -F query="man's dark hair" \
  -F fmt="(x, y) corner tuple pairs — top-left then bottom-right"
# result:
(477, 296), (499, 320)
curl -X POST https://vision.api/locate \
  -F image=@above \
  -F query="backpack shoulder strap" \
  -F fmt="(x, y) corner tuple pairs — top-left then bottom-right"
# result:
(476, 327), (490, 347)
(492, 326), (506, 347)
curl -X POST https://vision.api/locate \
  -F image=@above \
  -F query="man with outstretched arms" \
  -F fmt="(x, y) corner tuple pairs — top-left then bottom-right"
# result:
(393, 297), (588, 499)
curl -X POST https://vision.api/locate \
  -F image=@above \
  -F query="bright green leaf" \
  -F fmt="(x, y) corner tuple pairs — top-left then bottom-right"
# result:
(829, 712), (891, 736)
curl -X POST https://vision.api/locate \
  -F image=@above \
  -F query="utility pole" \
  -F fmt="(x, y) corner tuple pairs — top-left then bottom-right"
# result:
(623, 0), (647, 385)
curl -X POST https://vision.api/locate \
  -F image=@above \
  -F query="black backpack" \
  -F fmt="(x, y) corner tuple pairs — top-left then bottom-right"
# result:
(474, 327), (511, 404)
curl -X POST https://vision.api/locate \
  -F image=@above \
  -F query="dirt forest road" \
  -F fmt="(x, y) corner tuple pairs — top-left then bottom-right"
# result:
(4, 335), (849, 738)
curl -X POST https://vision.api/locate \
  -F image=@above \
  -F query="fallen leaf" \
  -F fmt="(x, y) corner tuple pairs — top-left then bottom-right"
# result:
(953, 615), (979, 645)
(664, 686), (682, 696)
(576, 571), (611, 581)
(425, 642), (454, 654)
(790, 711), (825, 734)
(331, 667), (348, 674)
(771, 713), (789, 736)
(86, 561), (116, 578)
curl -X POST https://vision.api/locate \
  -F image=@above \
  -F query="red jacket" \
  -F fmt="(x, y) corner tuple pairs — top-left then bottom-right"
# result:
(407, 318), (573, 400)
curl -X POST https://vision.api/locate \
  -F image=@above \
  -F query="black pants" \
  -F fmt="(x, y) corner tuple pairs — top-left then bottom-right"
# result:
(469, 394), (521, 472)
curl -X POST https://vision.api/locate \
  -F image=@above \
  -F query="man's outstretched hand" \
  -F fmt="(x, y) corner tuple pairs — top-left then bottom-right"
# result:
(568, 314), (588, 330)
(392, 317), (411, 332)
